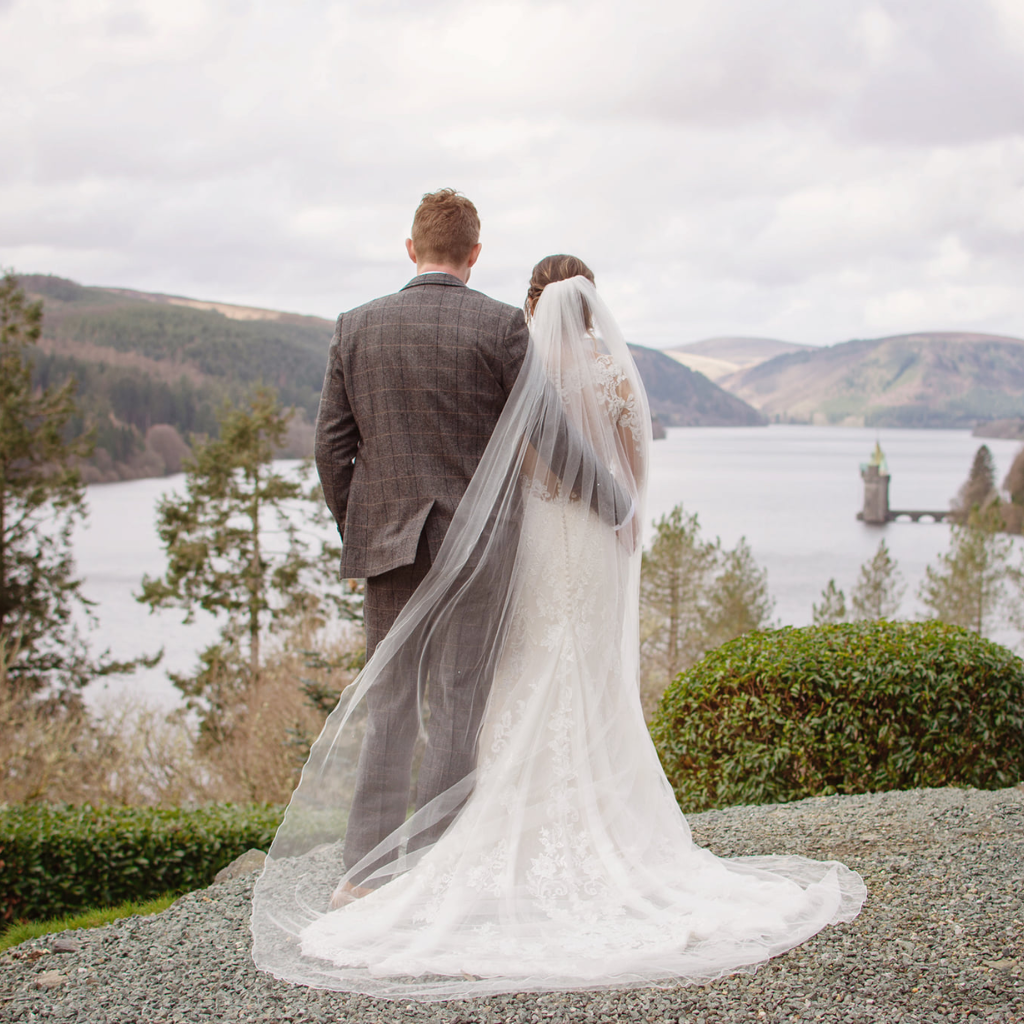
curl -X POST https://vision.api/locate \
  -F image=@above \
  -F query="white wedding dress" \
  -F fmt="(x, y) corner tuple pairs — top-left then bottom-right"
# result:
(251, 279), (866, 1001)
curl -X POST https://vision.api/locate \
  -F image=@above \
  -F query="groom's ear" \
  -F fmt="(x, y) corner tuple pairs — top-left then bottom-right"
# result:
(467, 242), (482, 269)
(405, 238), (418, 265)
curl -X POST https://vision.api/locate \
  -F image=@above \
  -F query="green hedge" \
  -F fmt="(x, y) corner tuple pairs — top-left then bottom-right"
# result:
(650, 621), (1024, 813)
(0, 803), (283, 923)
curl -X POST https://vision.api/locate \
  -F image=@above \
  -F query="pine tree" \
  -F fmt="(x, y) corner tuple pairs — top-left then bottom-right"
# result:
(639, 508), (774, 718)
(812, 579), (847, 625)
(138, 387), (352, 740)
(951, 444), (998, 523)
(850, 539), (906, 620)
(639, 505), (718, 715)
(704, 536), (775, 648)
(1002, 446), (1024, 534)
(1005, 447), (1024, 506)
(918, 507), (1014, 636)
(0, 272), (98, 702)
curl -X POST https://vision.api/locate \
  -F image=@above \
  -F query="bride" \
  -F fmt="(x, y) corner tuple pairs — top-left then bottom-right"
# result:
(250, 256), (866, 1001)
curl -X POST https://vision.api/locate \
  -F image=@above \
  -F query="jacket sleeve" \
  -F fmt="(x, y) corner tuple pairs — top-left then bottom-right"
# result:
(314, 316), (360, 537)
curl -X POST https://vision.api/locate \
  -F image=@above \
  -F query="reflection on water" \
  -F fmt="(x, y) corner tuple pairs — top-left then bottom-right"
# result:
(78, 428), (1024, 707)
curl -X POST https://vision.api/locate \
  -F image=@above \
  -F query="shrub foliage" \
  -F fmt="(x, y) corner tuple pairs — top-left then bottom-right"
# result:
(0, 803), (282, 922)
(650, 620), (1024, 813)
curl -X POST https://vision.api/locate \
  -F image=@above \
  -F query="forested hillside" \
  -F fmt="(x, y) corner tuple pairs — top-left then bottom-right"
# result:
(22, 275), (332, 482)
(626, 345), (766, 427)
(20, 274), (765, 482)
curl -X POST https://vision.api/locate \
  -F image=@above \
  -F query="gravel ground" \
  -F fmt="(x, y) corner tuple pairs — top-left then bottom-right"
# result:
(2, 785), (1022, 1024)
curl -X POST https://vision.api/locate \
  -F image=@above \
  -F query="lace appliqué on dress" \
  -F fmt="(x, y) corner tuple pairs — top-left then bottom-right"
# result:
(593, 353), (643, 435)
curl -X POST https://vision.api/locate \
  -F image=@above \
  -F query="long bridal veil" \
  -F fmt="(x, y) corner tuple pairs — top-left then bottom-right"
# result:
(250, 277), (865, 1001)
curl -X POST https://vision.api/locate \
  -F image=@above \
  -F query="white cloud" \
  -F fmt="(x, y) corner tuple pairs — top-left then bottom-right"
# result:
(0, 0), (1022, 344)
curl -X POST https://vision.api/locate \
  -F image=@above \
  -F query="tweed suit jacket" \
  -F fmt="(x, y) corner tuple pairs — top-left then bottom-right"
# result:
(315, 274), (529, 579)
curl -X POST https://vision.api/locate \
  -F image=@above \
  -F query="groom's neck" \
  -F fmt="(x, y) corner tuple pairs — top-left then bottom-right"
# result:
(416, 262), (471, 283)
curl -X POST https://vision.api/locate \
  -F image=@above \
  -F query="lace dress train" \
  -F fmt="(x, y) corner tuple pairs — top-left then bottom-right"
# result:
(298, 399), (865, 995)
(252, 278), (866, 1001)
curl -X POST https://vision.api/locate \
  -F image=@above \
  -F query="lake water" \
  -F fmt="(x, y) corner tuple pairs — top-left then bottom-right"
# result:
(77, 426), (1024, 708)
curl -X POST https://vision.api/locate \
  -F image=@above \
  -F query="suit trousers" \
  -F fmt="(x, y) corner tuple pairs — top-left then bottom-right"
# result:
(343, 533), (497, 880)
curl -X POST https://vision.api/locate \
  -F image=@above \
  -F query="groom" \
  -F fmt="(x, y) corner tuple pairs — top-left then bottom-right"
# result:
(315, 189), (629, 885)
(315, 189), (530, 882)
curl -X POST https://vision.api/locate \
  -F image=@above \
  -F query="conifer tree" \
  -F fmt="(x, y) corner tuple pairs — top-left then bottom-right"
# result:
(639, 505), (718, 715)
(0, 271), (98, 702)
(812, 579), (847, 625)
(1004, 447), (1024, 507)
(850, 539), (906, 620)
(952, 444), (998, 523)
(918, 507), (1014, 636)
(1002, 447), (1024, 534)
(639, 507), (774, 718)
(139, 387), (352, 740)
(704, 536), (775, 648)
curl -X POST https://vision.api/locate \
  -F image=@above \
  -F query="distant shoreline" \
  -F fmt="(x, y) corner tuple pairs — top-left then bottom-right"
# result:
(973, 418), (1024, 441)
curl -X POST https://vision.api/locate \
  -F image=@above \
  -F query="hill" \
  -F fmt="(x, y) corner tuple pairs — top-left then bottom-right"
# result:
(662, 337), (812, 382)
(719, 331), (1024, 428)
(626, 345), (766, 427)
(17, 275), (765, 483)
(21, 274), (335, 482)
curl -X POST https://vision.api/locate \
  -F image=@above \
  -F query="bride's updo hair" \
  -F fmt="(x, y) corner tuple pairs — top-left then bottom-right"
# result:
(526, 255), (595, 327)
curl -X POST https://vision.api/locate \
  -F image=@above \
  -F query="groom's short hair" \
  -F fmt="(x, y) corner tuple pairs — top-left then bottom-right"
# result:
(411, 189), (481, 265)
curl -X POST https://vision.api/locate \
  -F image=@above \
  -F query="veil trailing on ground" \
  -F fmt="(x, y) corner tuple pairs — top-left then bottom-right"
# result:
(251, 277), (650, 995)
(250, 277), (865, 1001)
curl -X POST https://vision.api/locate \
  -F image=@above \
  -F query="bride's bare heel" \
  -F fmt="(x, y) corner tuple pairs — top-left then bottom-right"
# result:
(330, 880), (375, 909)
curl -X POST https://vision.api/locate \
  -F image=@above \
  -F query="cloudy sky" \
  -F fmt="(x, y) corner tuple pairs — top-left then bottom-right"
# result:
(3, 0), (1023, 348)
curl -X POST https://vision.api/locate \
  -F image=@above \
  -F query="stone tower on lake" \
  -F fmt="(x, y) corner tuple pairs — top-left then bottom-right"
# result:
(859, 442), (891, 524)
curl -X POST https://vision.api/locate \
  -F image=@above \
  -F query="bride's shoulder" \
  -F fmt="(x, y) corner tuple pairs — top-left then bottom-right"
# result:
(591, 351), (620, 371)
(591, 351), (628, 384)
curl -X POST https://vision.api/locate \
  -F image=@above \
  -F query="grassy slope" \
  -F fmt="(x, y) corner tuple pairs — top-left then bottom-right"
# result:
(647, 339), (815, 385)
(721, 331), (1024, 427)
